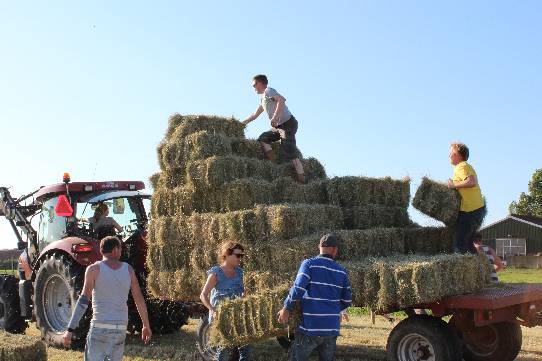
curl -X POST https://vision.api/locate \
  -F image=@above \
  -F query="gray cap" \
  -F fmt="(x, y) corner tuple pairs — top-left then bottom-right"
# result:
(319, 233), (340, 248)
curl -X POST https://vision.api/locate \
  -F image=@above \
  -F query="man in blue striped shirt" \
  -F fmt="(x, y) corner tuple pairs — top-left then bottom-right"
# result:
(278, 233), (352, 361)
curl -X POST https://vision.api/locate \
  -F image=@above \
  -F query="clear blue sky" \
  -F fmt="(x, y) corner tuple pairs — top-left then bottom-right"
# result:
(1, 1), (541, 249)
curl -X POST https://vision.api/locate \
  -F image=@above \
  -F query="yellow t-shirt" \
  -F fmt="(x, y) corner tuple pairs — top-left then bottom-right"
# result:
(453, 161), (485, 212)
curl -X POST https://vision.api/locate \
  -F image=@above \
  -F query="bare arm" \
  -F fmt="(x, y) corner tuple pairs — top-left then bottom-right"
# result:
(448, 175), (478, 189)
(129, 266), (152, 343)
(62, 264), (98, 347)
(81, 264), (98, 297)
(200, 273), (218, 314)
(112, 219), (123, 233)
(242, 105), (264, 125)
(489, 248), (504, 272)
(270, 94), (286, 126)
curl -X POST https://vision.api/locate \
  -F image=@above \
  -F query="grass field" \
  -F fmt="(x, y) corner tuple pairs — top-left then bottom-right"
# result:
(499, 268), (542, 283)
(10, 268), (542, 360)
(25, 315), (542, 361)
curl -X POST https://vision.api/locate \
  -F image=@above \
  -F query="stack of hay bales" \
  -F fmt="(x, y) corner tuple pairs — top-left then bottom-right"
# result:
(0, 331), (47, 361)
(147, 114), (490, 346)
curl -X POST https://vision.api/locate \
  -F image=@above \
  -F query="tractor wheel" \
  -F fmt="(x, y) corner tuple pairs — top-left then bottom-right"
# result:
(0, 275), (27, 333)
(34, 254), (90, 348)
(387, 315), (462, 361)
(461, 322), (522, 361)
(196, 316), (239, 361)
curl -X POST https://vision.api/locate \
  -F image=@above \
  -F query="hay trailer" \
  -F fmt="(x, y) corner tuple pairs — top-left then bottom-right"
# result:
(0, 176), (191, 348)
(385, 283), (542, 361)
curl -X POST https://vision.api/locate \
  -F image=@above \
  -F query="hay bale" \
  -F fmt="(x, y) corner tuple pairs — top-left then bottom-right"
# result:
(412, 177), (460, 226)
(342, 205), (411, 230)
(159, 131), (232, 170)
(0, 331), (47, 361)
(403, 227), (454, 254)
(231, 138), (303, 163)
(344, 253), (491, 312)
(187, 156), (276, 188)
(210, 284), (298, 347)
(326, 176), (410, 208)
(165, 114), (245, 141)
(186, 156), (327, 189)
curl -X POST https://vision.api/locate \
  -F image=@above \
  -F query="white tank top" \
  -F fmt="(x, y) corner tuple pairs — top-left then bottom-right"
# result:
(91, 261), (131, 324)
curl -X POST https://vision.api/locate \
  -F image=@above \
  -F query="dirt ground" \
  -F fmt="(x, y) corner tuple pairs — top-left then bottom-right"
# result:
(26, 315), (542, 361)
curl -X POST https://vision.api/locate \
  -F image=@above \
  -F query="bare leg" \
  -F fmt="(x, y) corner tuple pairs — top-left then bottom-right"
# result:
(260, 142), (275, 162)
(291, 158), (305, 184)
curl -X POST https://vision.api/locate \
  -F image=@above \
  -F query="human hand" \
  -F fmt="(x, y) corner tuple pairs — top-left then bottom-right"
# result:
(141, 326), (152, 344)
(62, 331), (73, 348)
(447, 179), (455, 189)
(341, 312), (349, 323)
(277, 308), (290, 324)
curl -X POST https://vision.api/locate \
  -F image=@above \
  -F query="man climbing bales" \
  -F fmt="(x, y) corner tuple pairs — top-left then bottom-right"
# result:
(243, 74), (306, 184)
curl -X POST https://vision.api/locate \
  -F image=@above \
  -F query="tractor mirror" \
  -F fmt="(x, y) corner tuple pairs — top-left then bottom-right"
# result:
(113, 198), (125, 214)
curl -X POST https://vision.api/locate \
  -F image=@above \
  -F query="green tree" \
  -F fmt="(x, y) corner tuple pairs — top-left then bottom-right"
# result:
(509, 168), (542, 217)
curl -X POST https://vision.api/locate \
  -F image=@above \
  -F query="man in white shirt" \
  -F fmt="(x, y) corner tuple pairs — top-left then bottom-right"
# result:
(243, 74), (305, 183)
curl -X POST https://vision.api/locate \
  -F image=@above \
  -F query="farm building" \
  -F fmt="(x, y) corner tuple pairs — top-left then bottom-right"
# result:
(480, 214), (542, 258)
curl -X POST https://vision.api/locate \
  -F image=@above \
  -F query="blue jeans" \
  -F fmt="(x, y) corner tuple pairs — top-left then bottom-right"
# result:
(454, 206), (486, 254)
(217, 345), (251, 361)
(289, 333), (337, 361)
(84, 326), (126, 361)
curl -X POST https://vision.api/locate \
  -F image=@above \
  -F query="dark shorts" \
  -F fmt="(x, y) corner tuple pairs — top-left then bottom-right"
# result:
(454, 206), (487, 254)
(258, 116), (299, 161)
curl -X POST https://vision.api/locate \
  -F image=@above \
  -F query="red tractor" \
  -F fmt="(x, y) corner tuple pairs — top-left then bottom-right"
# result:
(0, 175), (190, 347)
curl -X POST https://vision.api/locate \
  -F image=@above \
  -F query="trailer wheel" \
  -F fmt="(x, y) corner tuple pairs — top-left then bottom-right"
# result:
(0, 275), (27, 333)
(461, 322), (522, 361)
(387, 315), (462, 361)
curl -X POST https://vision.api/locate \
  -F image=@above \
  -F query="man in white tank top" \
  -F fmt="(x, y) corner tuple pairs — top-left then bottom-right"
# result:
(62, 236), (151, 360)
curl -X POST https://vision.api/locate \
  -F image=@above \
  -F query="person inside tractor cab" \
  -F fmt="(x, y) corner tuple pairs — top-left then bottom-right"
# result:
(89, 203), (123, 238)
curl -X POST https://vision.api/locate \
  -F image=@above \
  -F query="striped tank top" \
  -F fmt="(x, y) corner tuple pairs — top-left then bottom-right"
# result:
(481, 245), (499, 282)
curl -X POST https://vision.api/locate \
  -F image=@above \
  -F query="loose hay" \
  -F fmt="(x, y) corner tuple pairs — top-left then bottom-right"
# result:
(0, 331), (47, 361)
(413, 177), (460, 226)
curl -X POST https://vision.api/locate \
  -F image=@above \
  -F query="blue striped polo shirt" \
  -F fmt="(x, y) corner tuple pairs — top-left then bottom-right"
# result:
(283, 254), (352, 336)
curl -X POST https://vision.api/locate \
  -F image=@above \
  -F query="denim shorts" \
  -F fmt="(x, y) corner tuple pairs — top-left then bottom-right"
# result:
(84, 326), (127, 361)
(290, 333), (337, 361)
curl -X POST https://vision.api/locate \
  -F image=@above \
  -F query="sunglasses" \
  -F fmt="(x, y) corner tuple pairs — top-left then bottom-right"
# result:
(232, 253), (245, 259)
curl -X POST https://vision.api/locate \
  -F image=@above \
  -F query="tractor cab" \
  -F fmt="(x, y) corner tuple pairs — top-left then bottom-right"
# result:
(32, 176), (150, 269)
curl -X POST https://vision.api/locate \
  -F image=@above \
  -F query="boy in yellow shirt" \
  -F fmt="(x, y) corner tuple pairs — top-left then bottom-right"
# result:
(447, 143), (486, 253)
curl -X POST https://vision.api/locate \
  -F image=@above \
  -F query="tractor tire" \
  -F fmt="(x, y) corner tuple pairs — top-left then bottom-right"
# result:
(34, 254), (90, 348)
(387, 315), (462, 361)
(0, 275), (27, 333)
(196, 316), (239, 361)
(461, 322), (522, 361)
